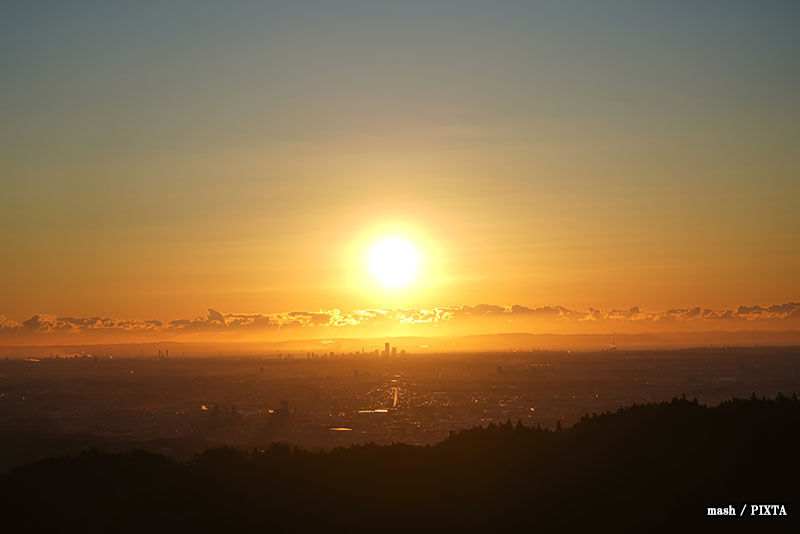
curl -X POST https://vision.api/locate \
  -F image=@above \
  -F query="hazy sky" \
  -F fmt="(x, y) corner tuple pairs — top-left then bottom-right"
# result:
(2, 1), (799, 322)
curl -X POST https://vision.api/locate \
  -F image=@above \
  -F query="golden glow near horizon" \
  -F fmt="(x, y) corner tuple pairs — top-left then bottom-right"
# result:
(368, 238), (420, 288)
(0, 4), (798, 323)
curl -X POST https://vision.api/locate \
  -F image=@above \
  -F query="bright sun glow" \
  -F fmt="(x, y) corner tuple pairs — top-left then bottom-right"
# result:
(368, 238), (420, 287)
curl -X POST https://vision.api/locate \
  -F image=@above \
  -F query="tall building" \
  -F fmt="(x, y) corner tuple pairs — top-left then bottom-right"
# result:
(391, 347), (397, 358)
(384, 342), (390, 358)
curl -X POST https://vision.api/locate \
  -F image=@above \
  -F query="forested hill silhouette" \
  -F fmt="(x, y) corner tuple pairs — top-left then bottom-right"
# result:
(4, 395), (798, 532)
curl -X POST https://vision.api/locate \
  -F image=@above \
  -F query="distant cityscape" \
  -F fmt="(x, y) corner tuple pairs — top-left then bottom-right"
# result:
(1, 345), (798, 472)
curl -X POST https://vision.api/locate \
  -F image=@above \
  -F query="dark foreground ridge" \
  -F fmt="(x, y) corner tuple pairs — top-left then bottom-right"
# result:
(4, 395), (799, 532)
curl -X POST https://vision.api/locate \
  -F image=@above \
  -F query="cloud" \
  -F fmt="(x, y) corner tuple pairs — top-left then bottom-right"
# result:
(509, 305), (574, 320)
(207, 309), (225, 324)
(0, 315), (23, 330)
(1, 302), (799, 344)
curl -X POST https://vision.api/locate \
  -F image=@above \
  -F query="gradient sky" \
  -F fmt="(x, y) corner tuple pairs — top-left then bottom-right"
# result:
(2, 1), (799, 324)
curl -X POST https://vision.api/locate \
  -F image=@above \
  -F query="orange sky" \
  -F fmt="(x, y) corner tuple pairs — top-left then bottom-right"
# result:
(1, 3), (798, 338)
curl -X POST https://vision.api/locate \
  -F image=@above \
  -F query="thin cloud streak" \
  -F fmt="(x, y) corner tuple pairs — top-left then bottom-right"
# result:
(1, 303), (799, 344)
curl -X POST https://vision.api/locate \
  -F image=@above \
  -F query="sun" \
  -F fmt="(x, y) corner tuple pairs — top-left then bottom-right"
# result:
(368, 238), (420, 287)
